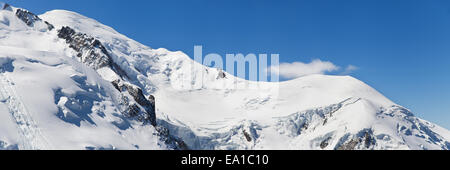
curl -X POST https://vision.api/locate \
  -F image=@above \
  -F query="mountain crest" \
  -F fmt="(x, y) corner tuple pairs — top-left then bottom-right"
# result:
(55, 25), (158, 124)
(0, 3), (448, 150)
(57, 26), (111, 69)
(15, 8), (54, 30)
(0, 3), (53, 31)
(1, 2), (11, 11)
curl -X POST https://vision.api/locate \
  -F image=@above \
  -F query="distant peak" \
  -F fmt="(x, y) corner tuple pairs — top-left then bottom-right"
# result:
(15, 8), (54, 30)
(0, 3), (54, 31)
(1, 2), (12, 11)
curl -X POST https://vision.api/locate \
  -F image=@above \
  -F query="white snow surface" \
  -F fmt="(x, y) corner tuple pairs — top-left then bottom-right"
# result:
(0, 6), (448, 150)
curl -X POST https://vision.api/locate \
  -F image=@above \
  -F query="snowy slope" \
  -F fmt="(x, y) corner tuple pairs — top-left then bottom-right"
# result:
(0, 5), (176, 150)
(0, 4), (448, 150)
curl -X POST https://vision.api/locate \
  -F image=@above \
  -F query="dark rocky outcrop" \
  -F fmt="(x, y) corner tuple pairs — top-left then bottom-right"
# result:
(112, 80), (156, 126)
(2, 3), (11, 10)
(148, 95), (155, 110)
(58, 26), (111, 69)
(126, 104), (141, 117)
(217, 70), (226, 79)
(123, 83), (156, 126)
(15, 8), (54, 30)
(243, 130), (252, 142)
(337, 139), (360, 150)
(156, 126), (189, 150)
(57, 26), (128, 78)
(320, 137), (332, 149)
(363, 131), (374, 148)
(336, 129), (375, 150)
(54, 21), (184, 149)
(57, 26), (156, 126)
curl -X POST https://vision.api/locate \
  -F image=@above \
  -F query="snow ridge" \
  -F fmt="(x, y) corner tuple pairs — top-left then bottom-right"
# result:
(0, 3), (448, 150)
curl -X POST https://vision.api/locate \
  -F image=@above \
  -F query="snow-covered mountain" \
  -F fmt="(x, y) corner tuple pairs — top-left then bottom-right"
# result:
(0, 3), (449, 150)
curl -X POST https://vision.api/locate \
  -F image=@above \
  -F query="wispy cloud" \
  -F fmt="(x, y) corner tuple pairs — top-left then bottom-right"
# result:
(269, 59), (357, 79)
(341, 65), (358, 75)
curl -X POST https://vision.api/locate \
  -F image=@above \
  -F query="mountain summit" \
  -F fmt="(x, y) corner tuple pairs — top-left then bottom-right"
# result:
(0, 4), (448, 150)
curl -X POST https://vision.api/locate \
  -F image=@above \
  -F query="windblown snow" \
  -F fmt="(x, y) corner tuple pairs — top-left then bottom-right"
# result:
(0, 4), (449, 150)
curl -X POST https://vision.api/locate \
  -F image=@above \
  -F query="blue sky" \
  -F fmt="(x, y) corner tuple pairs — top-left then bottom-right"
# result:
(5, 0), (450, 129)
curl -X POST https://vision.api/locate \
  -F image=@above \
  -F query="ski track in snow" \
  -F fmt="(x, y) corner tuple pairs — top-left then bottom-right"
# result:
(0, 73), (51, 150)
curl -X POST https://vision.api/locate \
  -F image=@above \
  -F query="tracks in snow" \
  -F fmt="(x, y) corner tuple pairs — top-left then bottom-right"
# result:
(0, 73), (51, 150)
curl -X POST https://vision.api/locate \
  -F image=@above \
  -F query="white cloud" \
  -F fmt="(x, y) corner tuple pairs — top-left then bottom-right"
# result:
(269, 59), (357, 79)
(269, 59), (339, 79)
(341, 65), (358, 75)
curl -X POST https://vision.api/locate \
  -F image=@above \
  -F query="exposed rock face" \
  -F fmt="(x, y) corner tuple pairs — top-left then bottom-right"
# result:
(53, 24), (187, 149)
(217, 70), (226, 79)
(336, 129), (375, 150)
(57, 26), (156, 125)
(149, 95), (156, 113)
(112, 80), (156, 126)
(126, 104), (141, 117)
(243, 130), (252, 142)
(337, 139), (360, 150)
(57, 26), (129, 78)
(320, 137), (332, 149)
(364, 131), (373, 148)
(56, 26), (158, 128)
(122, 83), (156, 126)
(15, 8), (54, 30)
(2, 3), (12, 10)
(156, 126), (189, 150)
(58, 26), (111, 69)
